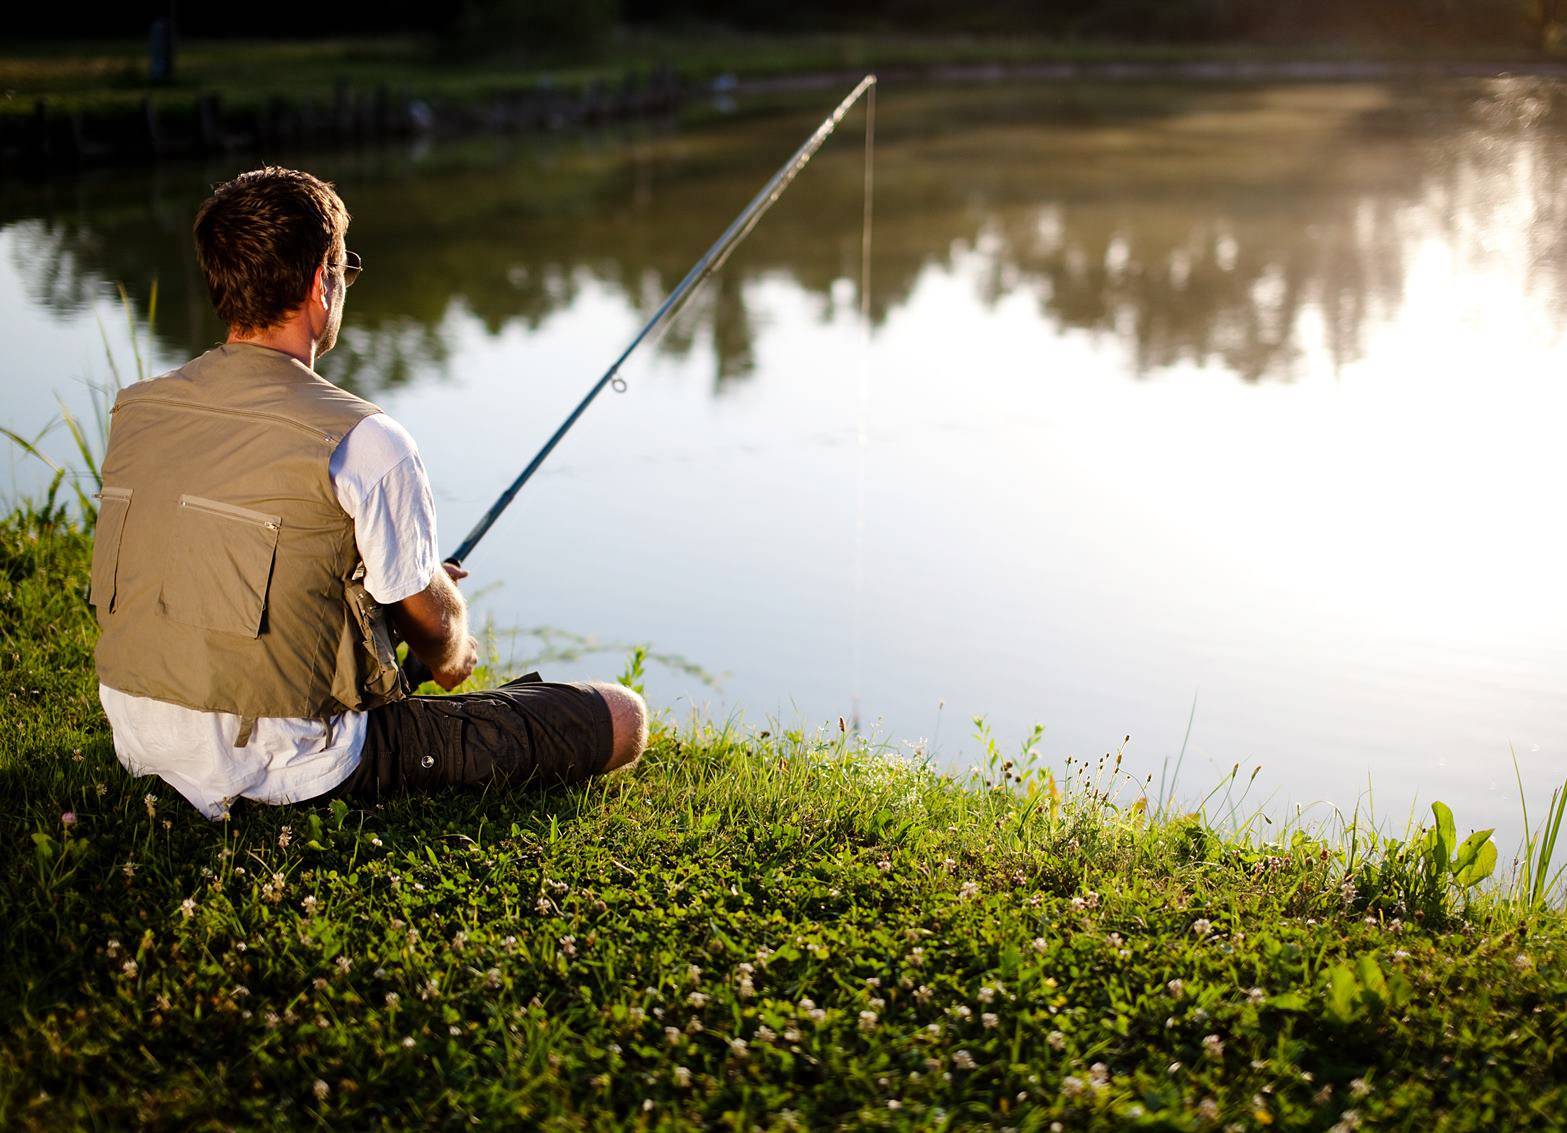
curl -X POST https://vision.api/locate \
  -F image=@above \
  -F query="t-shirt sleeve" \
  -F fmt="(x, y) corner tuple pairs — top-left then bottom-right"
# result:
(329, 414), (441, 605)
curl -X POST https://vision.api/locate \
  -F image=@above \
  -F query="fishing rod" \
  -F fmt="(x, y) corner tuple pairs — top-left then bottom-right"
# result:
(399, 74), (878, 687)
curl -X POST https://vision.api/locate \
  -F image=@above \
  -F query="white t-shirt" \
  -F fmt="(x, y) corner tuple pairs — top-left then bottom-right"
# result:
(98, 412), (440, 819)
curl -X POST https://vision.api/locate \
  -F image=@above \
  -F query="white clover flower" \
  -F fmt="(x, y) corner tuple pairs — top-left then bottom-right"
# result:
(959, 881), (980, 900)
(1349, 1078), (1370, 1099)
(783, 1027), (800, 1043)
(401, 1036), (415, 1049)
(982, 1012), (999, 1029)
(336, 955), (352, 975)
(370, 836), (383, 848)
(384, 992), (400, 1008)
(858, 1010), (879, 1032)
(688, 991), (709, 1008)
(952, 1050), (976, 1070)
(180, 897), (196, 919)
(729, 1038), (748, 1058)
(559, 935), (577, 958)
(978, 986), (997, 1003)
(1032, 937), (1048, 953)
(278, 826), (293, 849)
(950, 1005), (972, 1020)
(1191, 919), (1213, 937)
(754, 1025), (776, 1043)
(688, 964), (704, 984)
(301, 895), (318, 914)
(798, 997), (816, 1011)
(1246, 987), (1266, 1005)
(1089, 1062), (1110, 1086)
(1167, 979), (1184, 997)
(673, 1066), (692, 1087)
(534, 896), (552, 914)
(914, 984), (933, 1003)
(1196, 1098), (1220, 1121)
(807, 1008), (827, 1024)
(1201, 1034), (1224, 1060)
(1047, 1030), (1065, 1050)
(1061, 1075), (1086, 1097)
(738, 977), (755, 998)
(144, 793), (158, 818)
(311, 1079), (329, 1100)
(120, 959), (138, 978)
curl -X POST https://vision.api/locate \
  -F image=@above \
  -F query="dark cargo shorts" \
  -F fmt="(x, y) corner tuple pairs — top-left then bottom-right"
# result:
(329, 672), (613, 801)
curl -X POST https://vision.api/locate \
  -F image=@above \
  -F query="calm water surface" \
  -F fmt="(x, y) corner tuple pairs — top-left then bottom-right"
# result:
(4, 79), (1565, 847)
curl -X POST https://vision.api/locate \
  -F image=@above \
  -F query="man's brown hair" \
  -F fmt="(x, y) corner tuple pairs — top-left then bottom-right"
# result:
(192, 167), (350, 334)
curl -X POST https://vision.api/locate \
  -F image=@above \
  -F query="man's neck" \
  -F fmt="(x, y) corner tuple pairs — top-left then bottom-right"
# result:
(227, 320), (316, 369)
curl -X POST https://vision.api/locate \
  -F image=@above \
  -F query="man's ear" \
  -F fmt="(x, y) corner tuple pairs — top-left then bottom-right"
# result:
(311, 263), (329, 312)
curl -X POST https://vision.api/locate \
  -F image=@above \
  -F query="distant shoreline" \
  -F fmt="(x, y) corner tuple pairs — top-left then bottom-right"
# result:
(4, 37), (1564, 177)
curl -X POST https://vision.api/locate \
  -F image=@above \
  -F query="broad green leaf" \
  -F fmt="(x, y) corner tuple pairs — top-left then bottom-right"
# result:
(1454, 839), (1497, 888)
(1324, 964), (1359, 1024)
(1355, 954), (1388, 1009)
(1431, 801), (1456, 866)
(1265, 991), (1309, 1012)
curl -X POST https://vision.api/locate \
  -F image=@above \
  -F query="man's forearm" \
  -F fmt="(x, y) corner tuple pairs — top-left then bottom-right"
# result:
(390, 568), (473, 682)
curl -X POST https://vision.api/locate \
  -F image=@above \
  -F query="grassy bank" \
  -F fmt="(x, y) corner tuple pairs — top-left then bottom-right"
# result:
(3, 31), (1557, 121)
(1, 499), (1565, 1130)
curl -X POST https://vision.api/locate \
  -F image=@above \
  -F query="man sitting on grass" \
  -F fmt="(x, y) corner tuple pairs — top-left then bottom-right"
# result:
(88, 166), (646, 818)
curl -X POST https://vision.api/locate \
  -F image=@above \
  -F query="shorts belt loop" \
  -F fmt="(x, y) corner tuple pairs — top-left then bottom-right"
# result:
(235, 715), (257, 748)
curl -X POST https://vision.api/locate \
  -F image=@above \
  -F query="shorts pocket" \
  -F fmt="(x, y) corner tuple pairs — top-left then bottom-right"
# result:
(89, 486), (133, 612)
(159, 494), (281, 638)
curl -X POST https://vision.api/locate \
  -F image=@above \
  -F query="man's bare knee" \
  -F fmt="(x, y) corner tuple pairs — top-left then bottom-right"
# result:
(593, 683), (647, 771)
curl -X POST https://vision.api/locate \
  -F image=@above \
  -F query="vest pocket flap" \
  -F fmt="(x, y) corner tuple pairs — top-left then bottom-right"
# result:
(89, 486), (133, 611)
(160, 494), (281, 638)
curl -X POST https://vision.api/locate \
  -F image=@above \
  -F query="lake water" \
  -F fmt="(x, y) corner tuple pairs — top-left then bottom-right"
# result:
(4, 78), (1565, 851)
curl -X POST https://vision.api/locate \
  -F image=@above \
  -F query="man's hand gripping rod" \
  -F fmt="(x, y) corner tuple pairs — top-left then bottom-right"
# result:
(399, 75), (878, 688)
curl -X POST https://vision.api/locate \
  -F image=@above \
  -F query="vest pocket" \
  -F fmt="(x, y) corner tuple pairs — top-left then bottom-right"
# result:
(160, 494), (282, 638)
(89, 486), (133, 612)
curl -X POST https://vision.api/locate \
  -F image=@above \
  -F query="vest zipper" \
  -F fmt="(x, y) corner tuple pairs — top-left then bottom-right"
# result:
(178, 494), (282, 529)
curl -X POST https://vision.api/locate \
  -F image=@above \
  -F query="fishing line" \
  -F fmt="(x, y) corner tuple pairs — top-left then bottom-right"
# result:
(850, 80), (875, 734)
(401, 75), (879, 685)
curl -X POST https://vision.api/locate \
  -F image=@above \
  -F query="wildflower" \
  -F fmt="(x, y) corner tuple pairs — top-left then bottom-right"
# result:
(1061, 1075), (1086, 1098)
(950, 1004), (972, 1020)
(1070, 896), (1087, 910)
(878, 858), (893, 872)
(1349, 1078), (1370, 1099)
(384, 992), (400, 1008)
(370, 836), (383, 848)
(914, 984), (933, 1003)
(313, 977), (329, 992)
(120, 959), (138, 979)
(687, 991), (709, 1008)
(1246, 987), (1266, 1005)
(1330, 1112), (1362, 1133)
(401, 1036), (415, 1049)
(858, 1010), (879, 1032)
(451, 931), (467, 951)
(685, 1017), (704, 1034)
(95, 782), (108, 797)
(688, 964), (703, 984)
(729, 1038), (748, 1058)
(231, 985), (250, 999)
(754, 1025), (776, 1043)
(1032, 937), (1048, 953)
(673, 1066), (692, 1087)
(1106, 932), (1123, 948)
(312, 1079), (329, 1101)
(665, 1026), (682, 1046)
(144, 793), (158, 819)
(887, 1099), (902, 1110)
(335, 955), (352, 976)
(1047, 1030), (1065, 1051)
(534, 896), (551, 914)
(1196, 1098), (1220, 1121)
(952, 1050), (976, 1070)
(806, 1008), (827, 1024)
(1168, 1061), (1182, 1075)
(798, 996), (816, 1012)
(978, 985), (997, 1003)
(61, 811), (77, 828)
(264, 1011), (280, 1029)
(486, 969), (502, 989)
(783, 1027), (801, 1043)
(907, 947), (926, 965)
(982, 1012), (999, 1029)
(301, 895), (318, 915)
(738, 977), (755, 998)
(1201, 1034), (1224, 1061)
(926, 1022), (943, 1036)
(1089, 1062), (1110, 1086)
(559, 935), (577, 958)
(1191, 919), (1213, 937)
(122, 861), (137, 881)
(179, 897), (196, 919)
(278, 826), (293, 849)
(941, 857), (957, 873)
(959, 881), (980, 900)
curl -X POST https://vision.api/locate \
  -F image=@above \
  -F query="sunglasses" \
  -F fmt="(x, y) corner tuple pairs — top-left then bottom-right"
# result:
(334, 250), (363, 288)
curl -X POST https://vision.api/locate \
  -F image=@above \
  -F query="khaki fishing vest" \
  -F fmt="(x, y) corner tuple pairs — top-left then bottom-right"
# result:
(91, 343), (407, 742)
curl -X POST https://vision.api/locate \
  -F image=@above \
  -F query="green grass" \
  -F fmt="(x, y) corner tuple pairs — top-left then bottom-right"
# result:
(2, 501), (1566, 1129)
(3, 30), (1554, 120)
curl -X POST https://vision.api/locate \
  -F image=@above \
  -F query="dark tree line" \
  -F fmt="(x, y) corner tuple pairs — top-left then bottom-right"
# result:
(11, 0), (1564, 50)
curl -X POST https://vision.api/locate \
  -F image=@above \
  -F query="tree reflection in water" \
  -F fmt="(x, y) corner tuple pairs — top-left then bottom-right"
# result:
(5, 77), (1567, 395)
